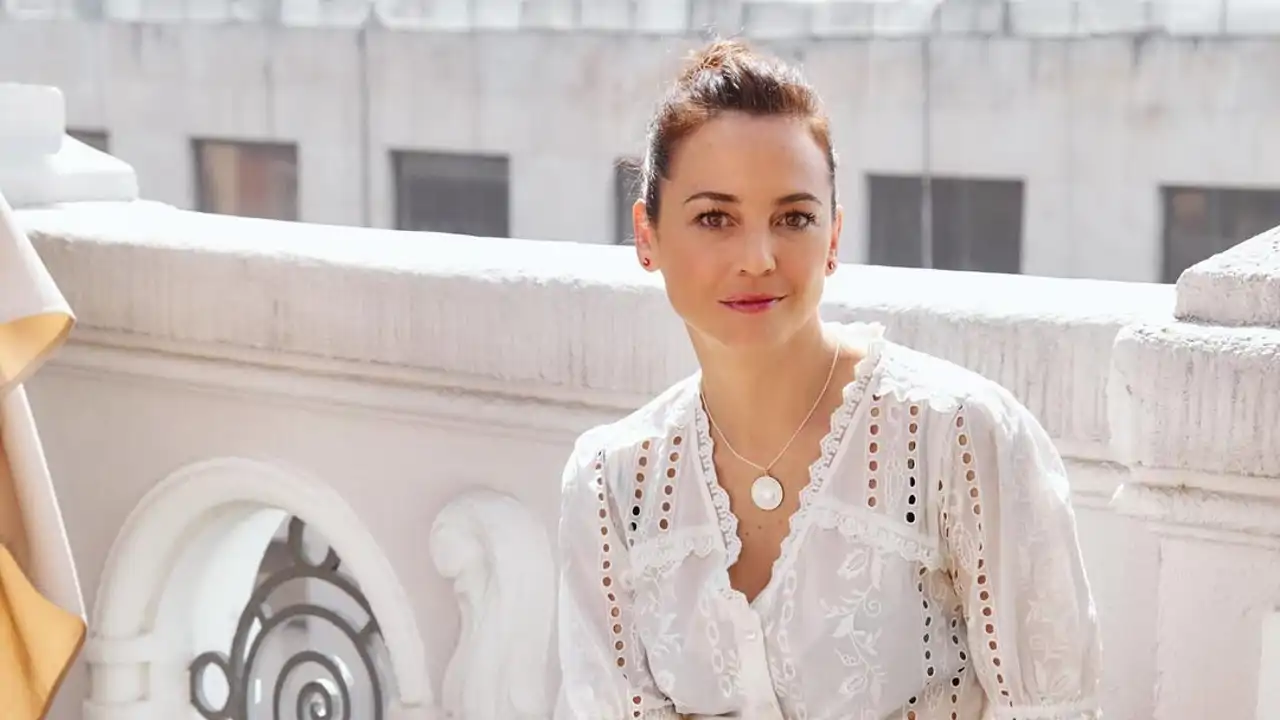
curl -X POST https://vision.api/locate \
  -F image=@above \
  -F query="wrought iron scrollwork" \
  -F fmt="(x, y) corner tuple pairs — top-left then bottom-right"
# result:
(190, 517), (388, 720)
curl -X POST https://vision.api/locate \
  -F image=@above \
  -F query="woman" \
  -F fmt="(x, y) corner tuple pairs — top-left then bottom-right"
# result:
(556, 40), (1101, 720)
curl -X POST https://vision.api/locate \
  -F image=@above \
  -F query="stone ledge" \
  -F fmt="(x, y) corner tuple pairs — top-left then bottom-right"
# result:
(0, 138), (138, 209)
(16, 201), (1173, 453)
(1175, 229), (1280, 328)
(1109, 320), (1280, 479)
(1112, 483), (1280, 547)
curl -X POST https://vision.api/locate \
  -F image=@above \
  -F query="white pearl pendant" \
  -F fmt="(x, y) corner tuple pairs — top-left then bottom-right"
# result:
(751, 475), (785, 511)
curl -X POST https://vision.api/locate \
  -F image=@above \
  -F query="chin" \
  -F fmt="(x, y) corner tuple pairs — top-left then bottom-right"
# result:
(692, 309), (807, 351)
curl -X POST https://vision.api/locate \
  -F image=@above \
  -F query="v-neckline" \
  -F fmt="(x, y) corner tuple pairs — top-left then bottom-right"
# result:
(690, 324), (887, 610)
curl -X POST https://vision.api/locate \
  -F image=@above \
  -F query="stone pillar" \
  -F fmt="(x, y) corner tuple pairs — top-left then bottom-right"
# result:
(0, 83), (137, 209)
(1109, 229), (1280, 720)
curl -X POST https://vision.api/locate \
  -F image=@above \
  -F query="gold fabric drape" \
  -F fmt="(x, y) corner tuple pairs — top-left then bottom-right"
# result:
(0, 190), (87, 719)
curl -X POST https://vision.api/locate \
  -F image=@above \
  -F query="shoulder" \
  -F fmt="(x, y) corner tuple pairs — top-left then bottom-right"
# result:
(874, 340), (1039, 441)
(560, 375), (699, 492)
(874, 341), (1064, 504)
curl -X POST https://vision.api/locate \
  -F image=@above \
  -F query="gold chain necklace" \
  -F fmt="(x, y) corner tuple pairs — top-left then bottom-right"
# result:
(700, 343), (841, 511)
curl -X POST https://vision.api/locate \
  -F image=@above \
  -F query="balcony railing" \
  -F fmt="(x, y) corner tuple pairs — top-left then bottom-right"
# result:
(5, 83), (1280, 720)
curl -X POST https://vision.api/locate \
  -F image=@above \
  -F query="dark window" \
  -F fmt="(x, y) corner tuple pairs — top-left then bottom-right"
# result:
(1161, 185), (1280, 283)
(867, 174), (1024, 274)
(614, 158), (642, 245)
(68, 128), (109, 153)
(393, 151), (510, 237)
(193, 139), (298, 221)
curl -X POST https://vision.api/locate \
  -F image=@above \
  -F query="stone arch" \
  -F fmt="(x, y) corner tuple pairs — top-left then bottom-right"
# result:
(84, 456), (430, 719)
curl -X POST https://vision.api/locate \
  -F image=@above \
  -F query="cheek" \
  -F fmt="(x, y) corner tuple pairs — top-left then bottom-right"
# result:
(657, 244), (726, 310)
(780, 239), (831, 278)
(661, 256), (715, 304)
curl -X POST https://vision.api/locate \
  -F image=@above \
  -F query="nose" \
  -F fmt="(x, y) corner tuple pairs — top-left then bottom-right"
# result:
(737, 228), (777, 277)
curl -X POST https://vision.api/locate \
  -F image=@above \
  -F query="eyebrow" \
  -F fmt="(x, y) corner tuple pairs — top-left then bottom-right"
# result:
(683, 191), (822, 206)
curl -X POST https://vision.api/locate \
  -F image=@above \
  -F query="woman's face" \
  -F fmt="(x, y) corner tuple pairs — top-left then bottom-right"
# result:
(634, 113), (840, 352)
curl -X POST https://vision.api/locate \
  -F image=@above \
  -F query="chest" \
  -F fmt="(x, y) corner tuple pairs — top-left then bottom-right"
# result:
(712, 422), (832, 602)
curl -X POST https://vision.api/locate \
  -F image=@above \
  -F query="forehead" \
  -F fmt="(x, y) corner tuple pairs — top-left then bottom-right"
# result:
(665, 113), (829, 197)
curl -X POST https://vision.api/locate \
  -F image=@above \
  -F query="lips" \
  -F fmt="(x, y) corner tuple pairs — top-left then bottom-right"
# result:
(721, 295), (785, 314)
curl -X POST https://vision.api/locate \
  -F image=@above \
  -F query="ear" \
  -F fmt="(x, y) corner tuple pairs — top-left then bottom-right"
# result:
(633, 199), (659, 272)
(826, 204), (843, 276)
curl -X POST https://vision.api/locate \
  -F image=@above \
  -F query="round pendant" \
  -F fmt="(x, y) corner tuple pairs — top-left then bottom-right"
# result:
(751, 475), (784, 511)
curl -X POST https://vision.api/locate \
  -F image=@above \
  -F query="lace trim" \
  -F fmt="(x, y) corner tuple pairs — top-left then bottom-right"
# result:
(628, 526), (721, 582)
(762, 326), (887, 602)
(994, 698), (1100, 719)
(807, 498), (943, 569)
(692, 401), (742, 566)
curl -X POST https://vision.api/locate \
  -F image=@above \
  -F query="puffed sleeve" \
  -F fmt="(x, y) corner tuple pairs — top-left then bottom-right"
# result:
(554, 437), (679, 720)
(939, 389), (1103, 719)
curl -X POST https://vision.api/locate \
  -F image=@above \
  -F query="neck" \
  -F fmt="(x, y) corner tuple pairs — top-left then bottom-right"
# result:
(694, 318), (844, 449)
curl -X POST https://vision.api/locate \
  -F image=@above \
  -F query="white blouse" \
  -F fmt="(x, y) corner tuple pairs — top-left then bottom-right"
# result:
(555, 323), (1102, 720)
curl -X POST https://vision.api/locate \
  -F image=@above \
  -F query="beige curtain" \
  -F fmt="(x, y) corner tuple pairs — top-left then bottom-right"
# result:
(0, 190), (87, 719)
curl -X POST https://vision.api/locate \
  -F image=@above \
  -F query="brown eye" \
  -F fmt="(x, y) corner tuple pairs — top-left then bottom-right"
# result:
(781, 211), (817, 229)
(696, 211), (730, 229)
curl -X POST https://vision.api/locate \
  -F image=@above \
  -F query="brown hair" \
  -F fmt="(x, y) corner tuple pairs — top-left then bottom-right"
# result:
(639, 39), (837, 223)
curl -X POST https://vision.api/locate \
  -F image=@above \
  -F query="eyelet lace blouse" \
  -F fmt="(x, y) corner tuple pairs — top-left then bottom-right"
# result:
(555, 323), (1103, 720)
